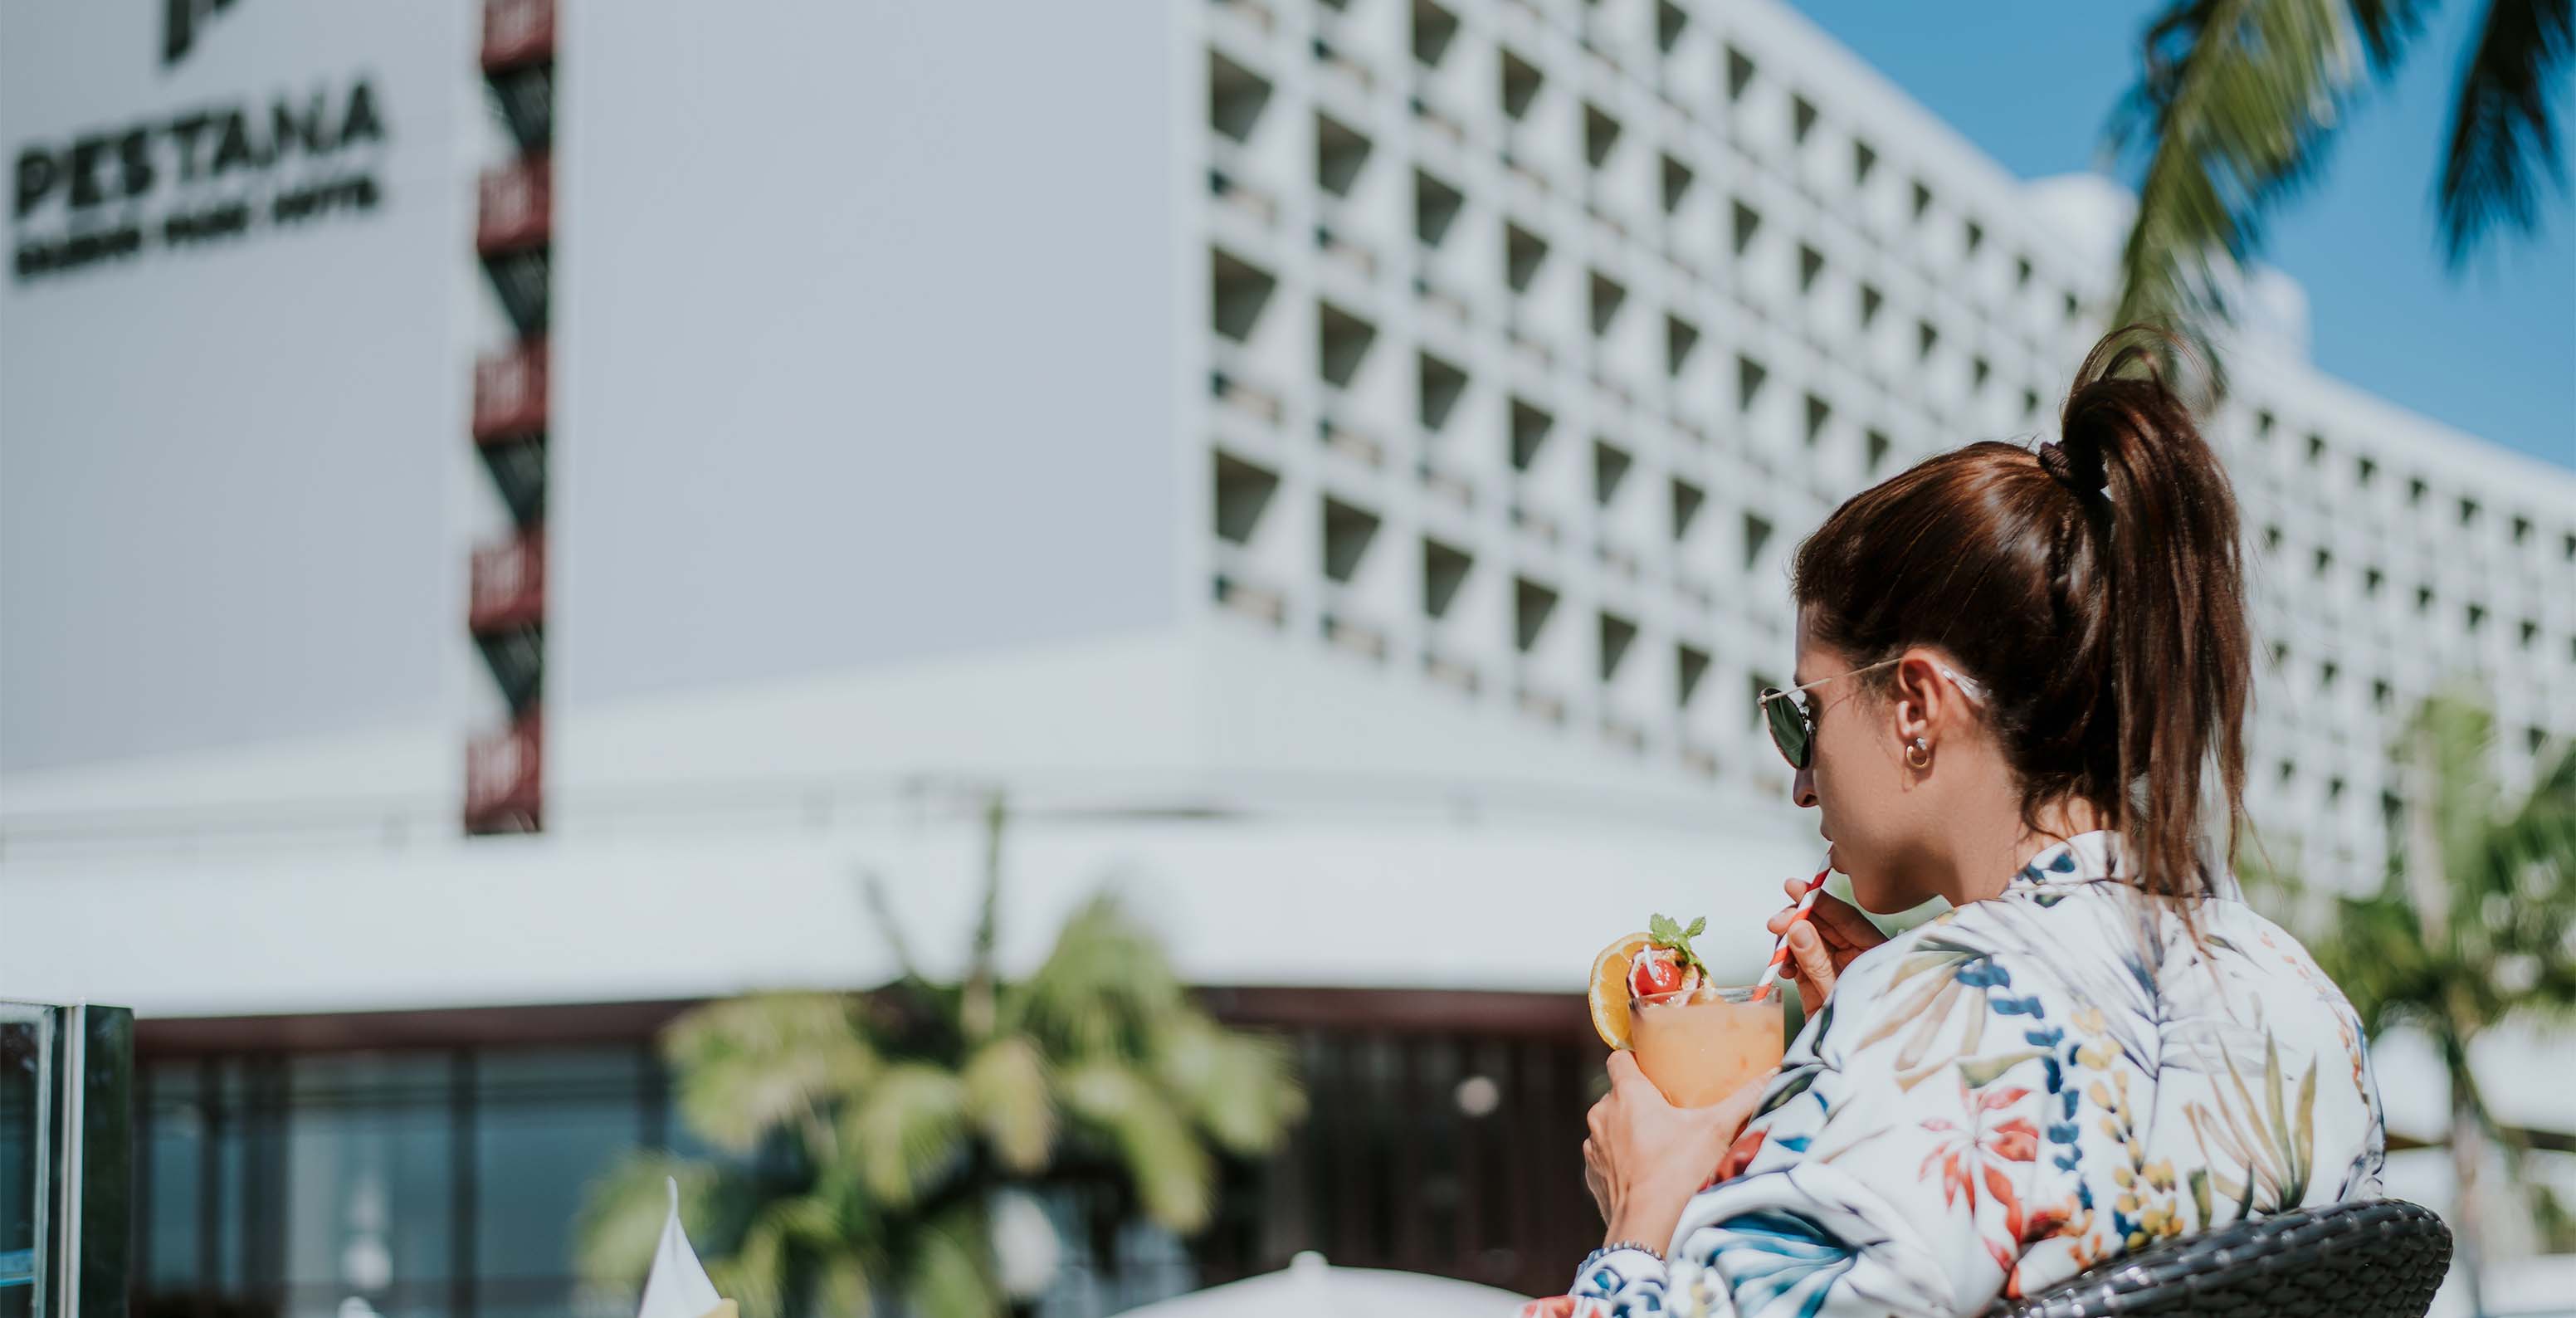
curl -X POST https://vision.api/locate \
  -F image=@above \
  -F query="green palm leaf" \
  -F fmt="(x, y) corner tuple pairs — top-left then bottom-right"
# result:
(905, 1205), (1003, 1318)
(842, 1062), (968, 1206)
(2436, 0), (2574, 264)
(572, 1154), (748, 1292)
(663, 992), (881, 1153)
(1154, 1016), (1307, 1156)
(961, 1034), (1058, 1173)
(1060, 1059), (1215, 1233)
(1012, 893), (1188, 1057)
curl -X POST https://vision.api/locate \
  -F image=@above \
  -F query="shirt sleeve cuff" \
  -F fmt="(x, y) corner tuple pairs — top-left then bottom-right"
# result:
(1569, 1245), (1667, 1303)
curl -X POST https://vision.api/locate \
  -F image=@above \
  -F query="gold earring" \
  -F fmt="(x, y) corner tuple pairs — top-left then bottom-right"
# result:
(1905, 737), (1931, 769)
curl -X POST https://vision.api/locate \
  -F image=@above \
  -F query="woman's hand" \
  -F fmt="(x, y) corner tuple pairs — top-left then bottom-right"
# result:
(1583, 1052), (1766, 1251)
(1764, 876), (1889, 1015)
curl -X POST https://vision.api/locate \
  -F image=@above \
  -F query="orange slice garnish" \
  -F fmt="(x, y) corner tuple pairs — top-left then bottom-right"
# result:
(1588, 932), (1652, 1050)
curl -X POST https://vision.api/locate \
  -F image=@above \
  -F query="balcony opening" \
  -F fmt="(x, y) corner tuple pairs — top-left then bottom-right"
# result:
(2358, 456), (2379, 486)
(1731, 201), (1761, 255)
(1916, 320), (1939, 359)
(1971, 355), (1992, 389)
(1505, 222), (1549, 292)
(1803, 394), (1831, 446)
(1865, 428), (1891, 474)
(1500, 48), (1544, 120)
(1210, 51), (1272, 144)
(1661, 154), (1695, 212)
(1657, 2), (1688, 53)
(1515, 576), (1559, 651)
(1416, 168), (1465, 245)
(1213, 452), (1281, 543)
(2511, 514), (2532, 544)
(1210, 247), (1277, 341)
(1588, 271), (1627, 335)
(1859, 282), (1883, 326)
(1736, 354), (1768, 411)
(1725, 46), (1755, 100)
(2373, 679), (2393, 710)
(1322, 495), (1382, 583)
(1671, 476), (1705, 539)
(1317, 301), (1378, 388)
(2262, 525), (2283, 552)
(1419, 351), (1469, 430)
(1964, 219), (1984, 255)
(2015, 255), (2033, 287)
(1599, 612), (1638, 680)
(2408, 476), (2427, 505)
(2022, 388), (2042, 418)
(1910, 180), (1934, 221)
(2305, 433), (2328, 466)
(1510, 398), (1554, 470)
(2313, 547), (2334, 579)
(1583, 103), (1622, 168)
(1666, 314), (1700, 375)
(2459, 496), (2481, 526)
(2364, 566), (2385, 596)
(1412, 0), (1460, 66)
(1797, 243), (1824, 293)
(1423, 537), (1473, 618)
(1852, 138), (1881, 186)
(1676, 643), (1711, 706)
(2062, 290), (2081, 320)
(2416, 585), (2435, 613)
(1316, 111), (1373, 197)
(1790, 95), (1817, 144)
(1593, 438), (1632, 505)
(2466, 603), (2487, 632)
(1743, 511), (1773, 568)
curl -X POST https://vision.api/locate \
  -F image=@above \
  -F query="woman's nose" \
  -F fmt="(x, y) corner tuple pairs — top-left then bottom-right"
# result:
(1792, 762), (1817, 808)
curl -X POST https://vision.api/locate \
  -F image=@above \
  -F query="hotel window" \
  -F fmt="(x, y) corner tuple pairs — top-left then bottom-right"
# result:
(1584, 102), (1622, 168)
(1666, 314), (1701, 375)
(1656, 2), (1688, 54)
(1661, 153), (1695, 212)
(1798, 244), (1825, 294)
(1593, 438), (1632, 505)
(1500, 48), (1544, 120)
(1732, 201), (1762, 255)
(1415, 169), (1464, 246)
(1726, 46), (1756, 100)
(1910, 180), (1933, 222)
(1510, 397), (1554, 470)
(1422, 538), (1472, 618)
(1852, 139), (1878, 186)
(1589, 271), (1627, 335)
(1210, 52), (1273, 144)
(1737, 354), (1769, 411)
(1671, 476), (1705, 539)
(1210, 248), (1278, 342)
(1676, 643), (1711, 707)
(1412, 0), (1460, 66)
(1316, 111), (1373, 197)
(1964, 219), (1984, 256)
(1514, 576), (1559, 650)
(2510, 515), (2532, 544)
(1915, 320), (1939, 359)
(1214, 453), (1281, 543)
(2305, 434), (2327, 467)
(1803, 394), (1832, 447)
(1858, 281), (1883, 326)
(1743, 511), (1774, 569)
(1505, 222), (1549, 292)
(1599, 612), (1639, 680)
(1790, 95), (1818, 144)
(1419, 351), (1468, 430)
(1317, 301), (1378, 388)
(1321, 495), (1382, 583)
(1865, 428), (1892, 474)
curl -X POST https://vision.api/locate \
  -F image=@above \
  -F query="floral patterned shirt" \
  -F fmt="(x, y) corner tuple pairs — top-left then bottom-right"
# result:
(1536, 830), (2385, 1317)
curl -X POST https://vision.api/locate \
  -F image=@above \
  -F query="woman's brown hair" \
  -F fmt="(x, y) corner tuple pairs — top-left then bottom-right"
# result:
(1790, 325), (2251, 906)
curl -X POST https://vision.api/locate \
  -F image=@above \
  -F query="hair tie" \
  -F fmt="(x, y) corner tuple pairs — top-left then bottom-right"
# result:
(2037, 440), (2110, 503)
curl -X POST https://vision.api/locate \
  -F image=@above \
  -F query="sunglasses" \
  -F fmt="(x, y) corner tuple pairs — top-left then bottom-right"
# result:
(1759, 657), (1989, 770)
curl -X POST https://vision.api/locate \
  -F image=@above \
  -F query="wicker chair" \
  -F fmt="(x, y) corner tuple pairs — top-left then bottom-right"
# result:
(1986, 1199), (2452, 1318)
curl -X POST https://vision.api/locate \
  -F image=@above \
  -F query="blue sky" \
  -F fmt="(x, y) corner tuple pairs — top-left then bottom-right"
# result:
(1790, 0), (2575, 470)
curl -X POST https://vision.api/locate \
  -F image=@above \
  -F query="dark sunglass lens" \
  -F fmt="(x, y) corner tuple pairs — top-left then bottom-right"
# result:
(1762, 691), (1809, 769)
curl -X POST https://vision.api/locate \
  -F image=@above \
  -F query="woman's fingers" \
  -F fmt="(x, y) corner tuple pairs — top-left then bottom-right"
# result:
(1786, 921), (1837, 1008)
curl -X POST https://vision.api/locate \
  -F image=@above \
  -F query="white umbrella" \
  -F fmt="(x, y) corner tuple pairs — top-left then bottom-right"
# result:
(1120, 1252), (1532, 1318)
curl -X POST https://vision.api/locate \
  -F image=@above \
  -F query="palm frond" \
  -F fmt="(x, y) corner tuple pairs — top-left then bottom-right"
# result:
(1059, 1060), (1215, 1233)
(663, 992), (881, 1153)
(812, 1253), (877, 1318)
(905, 1205), (1004, 1318)
(2109, 0), (2374, 364)
(1012, 893), (1188, 1057)
(842, 1062), (968, 1206)
(1153, 1015), (1308, 1157)
(961, 1034), (1058, 1173)
(2437, 0), (2574, 263)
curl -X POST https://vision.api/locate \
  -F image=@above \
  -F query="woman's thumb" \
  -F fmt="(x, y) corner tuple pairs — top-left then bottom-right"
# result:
(1788, 921), (1834, 989)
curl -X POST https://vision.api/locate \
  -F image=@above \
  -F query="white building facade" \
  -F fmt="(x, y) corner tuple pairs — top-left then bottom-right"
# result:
(3, 0), (2572, 1312)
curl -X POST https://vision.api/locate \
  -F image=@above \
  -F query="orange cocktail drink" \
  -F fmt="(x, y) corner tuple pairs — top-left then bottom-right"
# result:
(1627, 984), (1783, 1107)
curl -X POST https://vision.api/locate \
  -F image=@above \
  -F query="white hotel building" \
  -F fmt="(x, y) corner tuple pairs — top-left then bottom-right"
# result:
(2, 0), (2570, 1313)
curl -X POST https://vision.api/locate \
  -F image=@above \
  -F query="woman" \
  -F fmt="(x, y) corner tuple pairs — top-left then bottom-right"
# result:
(1553, 328), (2387, 1316)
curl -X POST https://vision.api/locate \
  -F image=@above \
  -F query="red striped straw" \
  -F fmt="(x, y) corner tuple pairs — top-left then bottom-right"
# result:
(1749, 864), (1832, 1002)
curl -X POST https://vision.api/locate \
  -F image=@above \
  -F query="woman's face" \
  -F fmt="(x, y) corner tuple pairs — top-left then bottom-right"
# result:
(1791, 608), (1943, 914)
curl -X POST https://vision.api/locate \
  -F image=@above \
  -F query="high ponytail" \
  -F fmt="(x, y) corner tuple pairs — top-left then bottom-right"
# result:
(1791, 325), (2252, 909)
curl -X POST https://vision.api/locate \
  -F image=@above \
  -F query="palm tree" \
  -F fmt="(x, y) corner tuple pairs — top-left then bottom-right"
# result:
(2256, 690), (2576, 1313)
(2108, 0), (2571, 351)
(573, 793), (1307, 1317)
